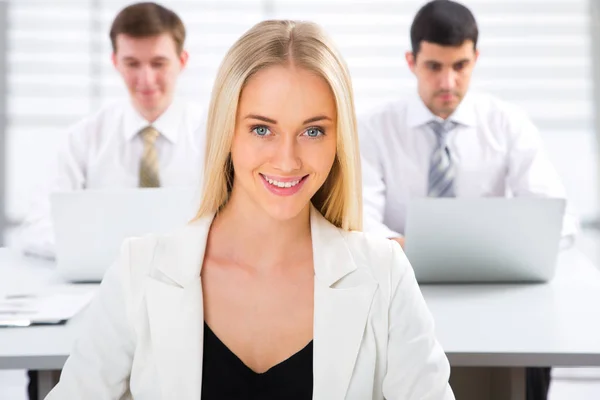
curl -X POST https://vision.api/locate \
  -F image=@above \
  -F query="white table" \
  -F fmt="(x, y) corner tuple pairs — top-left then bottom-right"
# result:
(422, 249), (600, 399)
(1, 248), (599, 399)
(0, 249), (96, 398)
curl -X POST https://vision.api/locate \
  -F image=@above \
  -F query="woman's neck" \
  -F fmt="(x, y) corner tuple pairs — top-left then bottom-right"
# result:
(208, 192), (313, 273)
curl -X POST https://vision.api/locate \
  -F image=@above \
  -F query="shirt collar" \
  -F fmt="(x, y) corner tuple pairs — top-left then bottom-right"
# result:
(123, 98), (184, 143)
(406, 91), (477, 128)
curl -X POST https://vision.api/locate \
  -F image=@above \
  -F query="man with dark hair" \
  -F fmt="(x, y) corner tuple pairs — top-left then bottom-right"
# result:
(359, 1), (577, 399)
(18, 2), (206, 259)
(360, 0), (577, 247)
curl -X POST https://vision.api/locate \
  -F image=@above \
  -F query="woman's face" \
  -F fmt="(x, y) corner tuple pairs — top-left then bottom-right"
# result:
(230, 64), (338, 222)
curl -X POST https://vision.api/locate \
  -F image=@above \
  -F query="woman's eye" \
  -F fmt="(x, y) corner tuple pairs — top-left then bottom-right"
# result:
(252, 126), (271, 136)
(305, 127), (324, 137)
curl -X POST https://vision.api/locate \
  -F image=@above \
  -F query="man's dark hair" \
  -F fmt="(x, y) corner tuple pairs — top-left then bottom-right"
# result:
(410, 0), (478, 55)
(110, 2), (186, 53)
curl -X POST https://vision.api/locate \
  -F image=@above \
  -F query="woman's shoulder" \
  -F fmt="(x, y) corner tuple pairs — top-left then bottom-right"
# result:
(340, 229), (411, 285)
(113, 233), (160, 287)
(116, 220), (208, 282)
(344, 229), (395, 256)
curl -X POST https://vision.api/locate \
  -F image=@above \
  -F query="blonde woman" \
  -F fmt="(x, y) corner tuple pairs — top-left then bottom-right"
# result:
(46, 20), (454, 400)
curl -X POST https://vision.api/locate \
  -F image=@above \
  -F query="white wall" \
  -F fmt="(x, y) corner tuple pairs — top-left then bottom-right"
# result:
(4, 0), (597, 238)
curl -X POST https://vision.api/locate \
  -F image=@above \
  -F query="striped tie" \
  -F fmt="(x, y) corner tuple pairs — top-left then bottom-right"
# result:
(428, 120), (457, 197)
(139, 126), (160, 188)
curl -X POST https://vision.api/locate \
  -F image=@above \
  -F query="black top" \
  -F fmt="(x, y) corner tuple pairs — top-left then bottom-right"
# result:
(201, 322), (314, 399)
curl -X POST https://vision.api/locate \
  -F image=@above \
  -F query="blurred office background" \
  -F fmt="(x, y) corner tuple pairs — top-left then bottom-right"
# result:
(0, 0), (599, 398)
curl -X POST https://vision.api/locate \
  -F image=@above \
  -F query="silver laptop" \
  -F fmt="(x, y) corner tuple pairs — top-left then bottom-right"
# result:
(51, 187), (199, 282)
(403, 197), (566, 283)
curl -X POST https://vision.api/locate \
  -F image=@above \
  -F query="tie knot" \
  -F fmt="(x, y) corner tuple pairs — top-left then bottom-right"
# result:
(428, 120), (456, 146)
(140, 126), (160, 144)
(428, 120), (456, 135)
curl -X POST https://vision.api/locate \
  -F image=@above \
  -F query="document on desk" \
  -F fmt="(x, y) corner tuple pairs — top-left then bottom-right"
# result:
(0, 284), (97, 327)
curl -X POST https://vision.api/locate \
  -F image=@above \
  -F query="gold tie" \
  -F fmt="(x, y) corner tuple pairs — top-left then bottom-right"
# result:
(139, 126), (160, 188)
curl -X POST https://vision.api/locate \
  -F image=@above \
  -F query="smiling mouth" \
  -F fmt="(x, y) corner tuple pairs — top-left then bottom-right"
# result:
(261, 174), (307, 188)
(259, 173), (309, 196)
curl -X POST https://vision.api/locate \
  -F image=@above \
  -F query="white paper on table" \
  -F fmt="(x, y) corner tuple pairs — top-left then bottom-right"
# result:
(0, 283), (97, 327)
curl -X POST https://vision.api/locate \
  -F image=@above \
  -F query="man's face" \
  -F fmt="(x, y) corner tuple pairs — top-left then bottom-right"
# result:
(112, 33), (188, 120)
(406, 40), (478, 119)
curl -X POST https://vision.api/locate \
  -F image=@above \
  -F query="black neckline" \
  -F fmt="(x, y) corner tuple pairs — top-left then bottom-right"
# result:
(203, 321), (313, 379)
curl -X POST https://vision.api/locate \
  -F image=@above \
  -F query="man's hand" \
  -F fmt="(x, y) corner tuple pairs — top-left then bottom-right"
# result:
(390, 236), (405, 248)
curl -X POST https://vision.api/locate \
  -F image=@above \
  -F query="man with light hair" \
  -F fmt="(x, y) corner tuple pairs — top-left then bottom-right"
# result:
(20, 4), (205, 397)
(18, 2), (206, 260)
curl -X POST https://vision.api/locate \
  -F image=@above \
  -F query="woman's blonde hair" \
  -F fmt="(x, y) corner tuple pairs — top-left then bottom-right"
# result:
(195, 20), (362, 231)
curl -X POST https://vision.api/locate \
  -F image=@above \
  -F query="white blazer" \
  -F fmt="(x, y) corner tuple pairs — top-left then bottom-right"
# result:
(46, 206), (454, 400)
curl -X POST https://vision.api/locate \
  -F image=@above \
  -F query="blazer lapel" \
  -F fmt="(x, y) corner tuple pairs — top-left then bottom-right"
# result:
(144, 207), (377, 399)
(145, 216), (213, 400)
(310, 207), (378, 399)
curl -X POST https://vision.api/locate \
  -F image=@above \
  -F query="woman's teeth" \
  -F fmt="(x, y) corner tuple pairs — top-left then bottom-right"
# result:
(264, 176), (301, 188)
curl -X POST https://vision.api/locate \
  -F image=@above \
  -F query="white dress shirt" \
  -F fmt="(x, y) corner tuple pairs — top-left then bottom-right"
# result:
(17, 98), (206, 258)
(359, 91), (578, 244)
(45, 206), (455, 400)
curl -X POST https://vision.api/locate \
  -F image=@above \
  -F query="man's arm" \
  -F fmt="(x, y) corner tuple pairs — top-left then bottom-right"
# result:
(358, 118), (403, 240)
(505, 109), (579, 248)
(17, 120), (90, 258)
(390, 236), (405, 248)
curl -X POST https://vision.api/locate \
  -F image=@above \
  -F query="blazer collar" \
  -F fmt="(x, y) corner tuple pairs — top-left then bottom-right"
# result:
(152, 204), (358, 288)
(310, 204), (359, 286)
(146, 204), (375, 399)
